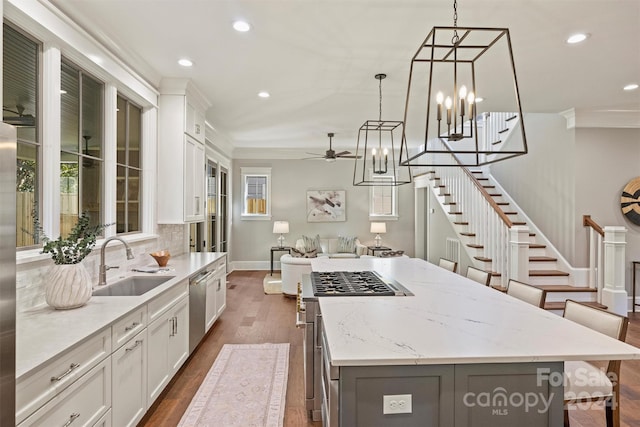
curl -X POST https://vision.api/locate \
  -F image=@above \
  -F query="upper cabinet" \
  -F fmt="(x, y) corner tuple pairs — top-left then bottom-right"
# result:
(157, 79), (211, 223)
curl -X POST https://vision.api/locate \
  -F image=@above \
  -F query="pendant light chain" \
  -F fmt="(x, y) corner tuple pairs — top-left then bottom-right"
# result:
(378, 75), (383, 122)
(452, 0), (459, 44)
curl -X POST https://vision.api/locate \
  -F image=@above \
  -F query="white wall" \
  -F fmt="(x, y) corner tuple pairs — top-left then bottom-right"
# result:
(231, 158), (415, 267)
(574, 127), (640, 292)
(490, 114), (577, 263)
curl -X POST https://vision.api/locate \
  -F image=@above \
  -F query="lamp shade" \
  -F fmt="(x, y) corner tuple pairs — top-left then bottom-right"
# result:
(370, 222), (386, 234)
(273, 221), (289, 234)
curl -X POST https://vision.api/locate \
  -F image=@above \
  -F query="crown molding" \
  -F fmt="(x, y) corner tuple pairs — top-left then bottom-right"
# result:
(560, 108), (640, 129)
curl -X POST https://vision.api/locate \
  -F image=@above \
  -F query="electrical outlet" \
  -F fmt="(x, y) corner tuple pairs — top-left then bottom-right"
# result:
(383, 394), (412, 414)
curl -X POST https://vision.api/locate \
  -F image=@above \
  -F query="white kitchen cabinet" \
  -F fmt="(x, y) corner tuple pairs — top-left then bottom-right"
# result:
(93, 409), (112, 427)
(111, 329), (147, 427)
(186, 101), (205, 143)
(16, 330), (111, 424)
(157, 78), (210, 224)
(215, 263), (227, 319)
(147, 294), (190, 404)
(168, 296), (190, 373)
(184, 135), (205, 222)
(205, 271), (218, 333)
(19, 357), (111, 427)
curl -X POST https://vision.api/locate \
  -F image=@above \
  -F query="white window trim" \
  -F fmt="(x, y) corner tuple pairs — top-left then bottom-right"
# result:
(368, 172), (399, 221)
(241, 167), (271, 220)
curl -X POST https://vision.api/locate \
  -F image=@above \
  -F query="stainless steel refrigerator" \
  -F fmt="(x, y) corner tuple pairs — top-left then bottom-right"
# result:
(0, 122), (17, 426)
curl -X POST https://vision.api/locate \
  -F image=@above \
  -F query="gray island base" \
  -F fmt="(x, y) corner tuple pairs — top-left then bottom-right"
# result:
(335, 362), (563, 427)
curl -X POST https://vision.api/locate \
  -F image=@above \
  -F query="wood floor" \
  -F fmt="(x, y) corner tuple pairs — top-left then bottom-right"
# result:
(139, 270), (640, 427)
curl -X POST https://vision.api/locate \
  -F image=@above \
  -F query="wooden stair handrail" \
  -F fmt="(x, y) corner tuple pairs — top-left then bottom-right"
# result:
(434, 139), (513, 227)
(583, 215), (604, 237)
(460, 167), (513, 227)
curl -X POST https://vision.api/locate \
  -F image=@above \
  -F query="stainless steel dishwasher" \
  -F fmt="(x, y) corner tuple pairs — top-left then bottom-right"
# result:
(188, 268), (214, 354)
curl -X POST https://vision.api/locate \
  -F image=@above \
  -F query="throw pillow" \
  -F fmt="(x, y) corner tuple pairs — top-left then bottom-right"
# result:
(380, 250), (404, 257)
(302, 234), (321, 252)
(337, 236), (357, 253)
(291, 248), (318, 258)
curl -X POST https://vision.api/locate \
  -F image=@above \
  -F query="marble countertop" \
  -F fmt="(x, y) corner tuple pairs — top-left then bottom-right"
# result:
(17, 252), (226, 380)
(311, 257), (640, 366)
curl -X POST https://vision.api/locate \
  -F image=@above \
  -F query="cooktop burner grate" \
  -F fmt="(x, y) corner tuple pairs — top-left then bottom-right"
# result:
(310, 271), (396, 296)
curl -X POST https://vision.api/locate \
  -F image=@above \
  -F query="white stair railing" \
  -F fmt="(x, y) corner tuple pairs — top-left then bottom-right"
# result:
(482, 112), (517, 148)
(583, 215), (605, 299)
(431, 139), (513, 282)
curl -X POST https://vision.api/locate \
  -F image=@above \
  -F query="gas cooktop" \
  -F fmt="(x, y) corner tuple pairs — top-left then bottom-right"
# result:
(310, 271), (403, 296)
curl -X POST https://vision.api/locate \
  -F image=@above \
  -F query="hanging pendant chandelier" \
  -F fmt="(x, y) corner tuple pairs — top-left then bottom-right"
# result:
(399, 0), (528, 168)
(353, 73), (412, 186)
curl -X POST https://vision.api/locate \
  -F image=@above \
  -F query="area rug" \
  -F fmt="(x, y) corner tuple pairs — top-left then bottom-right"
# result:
(178, 343), (289, 427)
(263, 273), (282, 294)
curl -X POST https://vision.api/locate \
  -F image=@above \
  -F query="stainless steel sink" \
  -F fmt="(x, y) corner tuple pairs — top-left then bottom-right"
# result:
(92, 275), (175, 296)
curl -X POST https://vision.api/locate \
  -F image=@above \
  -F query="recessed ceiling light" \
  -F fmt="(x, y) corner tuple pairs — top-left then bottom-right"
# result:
(233, 20), (251, 32)
(258, 91), (270, 98)
(178, 58), (193, 67)
(475, 97), (484, 103)
(566, 33), (589, 44)
(623, 83), (639, 91)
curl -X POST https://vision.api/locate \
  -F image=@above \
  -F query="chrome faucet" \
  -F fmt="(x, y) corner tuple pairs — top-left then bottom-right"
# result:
(99, 237), (135, 286)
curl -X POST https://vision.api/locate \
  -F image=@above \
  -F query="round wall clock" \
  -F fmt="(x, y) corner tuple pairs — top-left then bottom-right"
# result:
(621, 177), (640, 225)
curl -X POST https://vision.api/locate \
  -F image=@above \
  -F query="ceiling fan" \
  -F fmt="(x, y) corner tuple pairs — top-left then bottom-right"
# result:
(303, 133), (361, 162)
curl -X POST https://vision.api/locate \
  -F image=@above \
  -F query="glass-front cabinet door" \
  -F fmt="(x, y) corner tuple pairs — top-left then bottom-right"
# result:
(207, 159), (217, 252)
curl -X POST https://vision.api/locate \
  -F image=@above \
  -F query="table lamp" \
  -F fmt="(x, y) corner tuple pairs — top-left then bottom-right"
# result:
(370, 222), (386, 247)
(273, 221), (289, 248)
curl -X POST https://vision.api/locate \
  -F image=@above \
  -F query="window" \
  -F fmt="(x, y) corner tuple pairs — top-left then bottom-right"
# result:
(370, 175), (398, 218)
(241, 167), (271, 219)
(3, 24), (41, 248)
(116, 95), (142, 233)
(60, 60), (104, 237)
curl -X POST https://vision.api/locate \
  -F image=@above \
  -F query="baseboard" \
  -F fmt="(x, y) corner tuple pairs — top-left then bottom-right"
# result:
(231, 260), (271, 271)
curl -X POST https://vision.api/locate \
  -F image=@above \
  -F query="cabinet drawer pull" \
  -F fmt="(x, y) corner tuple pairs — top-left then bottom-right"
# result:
(169, 317), (175, 336)
(62, 413), (80, 427)
(125, 340), (143, 352)
(125, 322), (140, 331)
(50, 363), (80, 382)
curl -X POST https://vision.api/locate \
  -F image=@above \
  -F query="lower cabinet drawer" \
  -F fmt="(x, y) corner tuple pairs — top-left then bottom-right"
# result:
(18, 357), (112, 427)
(93, 409), (112, 427)
(16, 329), (111, 424)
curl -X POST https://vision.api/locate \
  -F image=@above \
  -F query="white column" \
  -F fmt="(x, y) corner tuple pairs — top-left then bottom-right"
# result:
(601, 226), (628, 315)
(103, 84), (118, 237)
(142, 106), (158, 234)
(509, 226), (530, 284)
(41, 44), (62, 238)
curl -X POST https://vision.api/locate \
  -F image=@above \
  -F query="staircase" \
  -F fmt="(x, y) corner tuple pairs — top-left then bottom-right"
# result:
(428, 167), (605, 312)
(420, 114), (605, 313)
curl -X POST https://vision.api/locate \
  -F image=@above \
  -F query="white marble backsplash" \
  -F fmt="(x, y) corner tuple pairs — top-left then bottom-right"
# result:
(16, 224), (187, 311)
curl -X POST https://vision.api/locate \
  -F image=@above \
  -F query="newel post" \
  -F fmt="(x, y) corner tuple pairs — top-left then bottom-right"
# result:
(509, 226), (530, 283)
(601, 226), (628, 315)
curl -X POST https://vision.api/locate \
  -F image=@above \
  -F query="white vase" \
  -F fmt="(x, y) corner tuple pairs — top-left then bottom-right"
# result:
(45, 263), (93, 310)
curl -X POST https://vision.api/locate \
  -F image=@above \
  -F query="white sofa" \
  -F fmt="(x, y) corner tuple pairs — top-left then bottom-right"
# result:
(280, 237), (367, 295)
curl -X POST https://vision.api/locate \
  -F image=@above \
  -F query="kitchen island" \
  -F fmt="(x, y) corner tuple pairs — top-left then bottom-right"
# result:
(309, 257), (640, 427)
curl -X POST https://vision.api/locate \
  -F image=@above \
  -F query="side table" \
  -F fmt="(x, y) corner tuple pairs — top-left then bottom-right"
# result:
(271, 246), (291, 276)
(633, 261), (640, 313)
(367, 246), (392, 256)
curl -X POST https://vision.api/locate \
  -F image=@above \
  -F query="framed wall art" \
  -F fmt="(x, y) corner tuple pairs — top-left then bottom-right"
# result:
(621, 177), (640, 225)
(306, 190), (346, 222)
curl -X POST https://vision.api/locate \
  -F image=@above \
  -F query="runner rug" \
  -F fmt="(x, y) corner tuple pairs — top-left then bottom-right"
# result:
(178, 343), (290, 427)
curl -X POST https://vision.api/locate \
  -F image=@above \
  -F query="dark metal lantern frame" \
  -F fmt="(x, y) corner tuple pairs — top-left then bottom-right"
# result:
(353, 74), (412, 186)
(399, 26), (528, 167)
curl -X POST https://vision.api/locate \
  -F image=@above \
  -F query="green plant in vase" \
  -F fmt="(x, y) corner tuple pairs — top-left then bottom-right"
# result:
(38, 212), (113, 309)
(41, 212), (110, 264)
